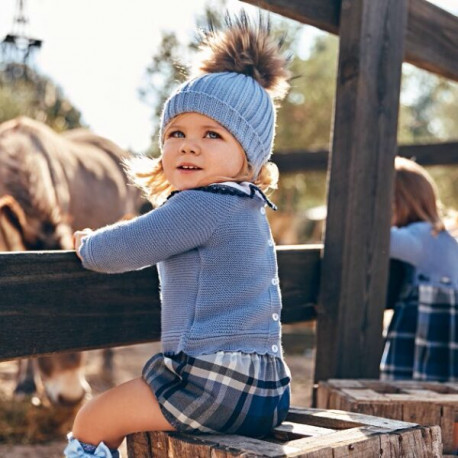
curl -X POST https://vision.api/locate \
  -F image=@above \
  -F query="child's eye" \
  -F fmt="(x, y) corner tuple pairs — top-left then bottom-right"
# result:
(168, 130), (184, 138)
(205, 131), (221, 139)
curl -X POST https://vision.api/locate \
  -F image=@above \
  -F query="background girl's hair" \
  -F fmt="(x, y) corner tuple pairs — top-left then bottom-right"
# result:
(393, 156), (444, 233)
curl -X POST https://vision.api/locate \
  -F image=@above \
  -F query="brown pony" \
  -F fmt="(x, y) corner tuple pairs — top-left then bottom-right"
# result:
(0, 117), (143, 405)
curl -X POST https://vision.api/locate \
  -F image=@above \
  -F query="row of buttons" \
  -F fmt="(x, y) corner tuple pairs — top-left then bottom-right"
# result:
(262, 203), (279, 354)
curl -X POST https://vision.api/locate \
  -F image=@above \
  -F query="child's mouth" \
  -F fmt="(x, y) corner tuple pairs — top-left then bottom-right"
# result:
(177, 165), (202, 171)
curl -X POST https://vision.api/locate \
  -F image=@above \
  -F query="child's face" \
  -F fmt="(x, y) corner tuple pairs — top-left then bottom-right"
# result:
(162, 112), (246, 191)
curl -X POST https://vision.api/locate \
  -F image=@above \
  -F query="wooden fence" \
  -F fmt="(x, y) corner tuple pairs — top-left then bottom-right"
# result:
(0, 0), (457, 385)
(0, 246), (321, 362)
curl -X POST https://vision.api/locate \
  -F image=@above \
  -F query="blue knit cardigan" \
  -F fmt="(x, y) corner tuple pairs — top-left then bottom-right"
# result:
(79, 184), (284, 358)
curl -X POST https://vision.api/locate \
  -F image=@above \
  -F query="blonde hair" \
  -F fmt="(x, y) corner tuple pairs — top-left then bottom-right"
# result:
(126, 155), (279, 208)
(393, 157), (444, 233)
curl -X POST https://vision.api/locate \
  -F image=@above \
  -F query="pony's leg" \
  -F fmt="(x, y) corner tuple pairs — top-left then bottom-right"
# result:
(70, 377), (174, 450)
(14, 359), (37, 398)
(101, 348), (115, 384)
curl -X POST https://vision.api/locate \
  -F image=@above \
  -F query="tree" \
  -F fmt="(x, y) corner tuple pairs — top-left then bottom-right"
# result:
(0, 63), (83, 131)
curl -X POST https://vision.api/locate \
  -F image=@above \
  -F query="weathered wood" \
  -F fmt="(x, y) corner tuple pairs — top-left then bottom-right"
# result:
(315, 0), (408, 381)
(317, 379), (458, 454)
(242, 0), (458, 82)
(405, 0), (458, 82)
(126, 407), (442, 457)
(0, 246), (321, 361)
(273, 142), (458, 173)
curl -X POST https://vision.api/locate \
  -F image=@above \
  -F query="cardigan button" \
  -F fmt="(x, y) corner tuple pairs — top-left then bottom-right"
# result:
(272, 313), (279, 321)
(271, 345), (279, 353)
(260, 207), (266, 215)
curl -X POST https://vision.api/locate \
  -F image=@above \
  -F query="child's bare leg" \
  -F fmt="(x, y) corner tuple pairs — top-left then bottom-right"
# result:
(71, 377), (174, 450)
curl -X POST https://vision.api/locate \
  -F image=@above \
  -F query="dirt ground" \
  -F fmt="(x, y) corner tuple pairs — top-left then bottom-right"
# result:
(0, 332), (315, 458)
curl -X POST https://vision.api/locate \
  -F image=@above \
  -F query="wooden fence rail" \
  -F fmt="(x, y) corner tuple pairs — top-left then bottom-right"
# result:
(0, 245), (321, 362)
(273, 142), (458, 173)
(243, 0), (458, 82)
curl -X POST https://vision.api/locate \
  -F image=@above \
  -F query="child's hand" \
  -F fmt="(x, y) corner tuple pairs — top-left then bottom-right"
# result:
(73, 228), (93, 260)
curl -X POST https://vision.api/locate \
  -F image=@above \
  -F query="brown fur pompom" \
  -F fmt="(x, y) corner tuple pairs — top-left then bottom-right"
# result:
(195, 11), (290, 100)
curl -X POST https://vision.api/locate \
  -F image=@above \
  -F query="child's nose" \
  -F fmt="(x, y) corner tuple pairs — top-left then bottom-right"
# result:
(180, 139), (201, 155)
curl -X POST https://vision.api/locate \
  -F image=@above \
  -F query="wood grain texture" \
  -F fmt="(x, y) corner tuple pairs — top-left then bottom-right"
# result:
(0, 246), (321, 361)
(315, 0), (408, 381)
(273, 142), (458, 173)
(126, 407), (441, 457)
(242, 0), (458, 81)
(317, 379), (456, 453)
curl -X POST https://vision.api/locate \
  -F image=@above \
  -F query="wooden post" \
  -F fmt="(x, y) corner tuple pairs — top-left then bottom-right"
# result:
(315, 0), (408, 381)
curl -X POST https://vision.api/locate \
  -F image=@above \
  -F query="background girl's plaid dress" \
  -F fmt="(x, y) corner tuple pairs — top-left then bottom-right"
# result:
(381, 282), (458, 381)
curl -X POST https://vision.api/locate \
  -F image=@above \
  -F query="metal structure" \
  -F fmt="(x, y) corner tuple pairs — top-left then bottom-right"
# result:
(1, 0), (42, 67)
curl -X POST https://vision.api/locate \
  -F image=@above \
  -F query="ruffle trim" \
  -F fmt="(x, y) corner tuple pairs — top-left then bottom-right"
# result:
(167, 183), (277, 210)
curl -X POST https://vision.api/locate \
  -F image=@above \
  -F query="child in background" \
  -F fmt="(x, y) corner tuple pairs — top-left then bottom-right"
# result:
(380, 157), (458, 381)
(66, 12), (291, 458)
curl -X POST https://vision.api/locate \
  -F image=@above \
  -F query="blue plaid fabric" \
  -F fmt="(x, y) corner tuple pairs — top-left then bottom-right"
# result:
(381, 283), (458, 381)
(142, 351), (290, 437)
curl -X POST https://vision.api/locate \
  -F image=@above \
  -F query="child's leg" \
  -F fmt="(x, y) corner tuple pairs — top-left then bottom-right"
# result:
(71, 377), (174, 450)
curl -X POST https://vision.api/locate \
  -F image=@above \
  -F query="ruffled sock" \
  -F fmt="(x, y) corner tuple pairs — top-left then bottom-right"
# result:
(64, 433), (120, 458)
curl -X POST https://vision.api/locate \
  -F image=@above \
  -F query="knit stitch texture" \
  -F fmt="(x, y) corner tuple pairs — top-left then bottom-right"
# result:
(79, 185), (283, 357)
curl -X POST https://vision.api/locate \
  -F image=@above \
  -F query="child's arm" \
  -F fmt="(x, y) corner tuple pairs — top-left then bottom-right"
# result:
(389, 226), (422, 266)
(77, 191), (227, 274)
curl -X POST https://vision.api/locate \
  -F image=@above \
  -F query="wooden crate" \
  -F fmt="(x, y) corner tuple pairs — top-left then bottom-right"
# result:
(126, 406), (441, 457)
(317, 379), (458, 455)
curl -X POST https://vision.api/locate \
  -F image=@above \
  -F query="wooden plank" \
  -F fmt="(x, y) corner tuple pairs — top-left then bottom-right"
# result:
(126, 407), (438, 458)
(274, 421), (336, 439)
(242, 0), (458, 82)
(286, 407), (418, 430)
(241, 0), (340, 34)
(406, 0), (458, 82)
(316, 379), (456, 453)
(0, 246), (321, 361)
(272, 142), (458, 173)
(277, 245), (321, 323)
(314, 0), (408, 381)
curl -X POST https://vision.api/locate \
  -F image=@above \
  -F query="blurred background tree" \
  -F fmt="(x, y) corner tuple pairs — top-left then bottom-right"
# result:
(0, 62), (83, 131)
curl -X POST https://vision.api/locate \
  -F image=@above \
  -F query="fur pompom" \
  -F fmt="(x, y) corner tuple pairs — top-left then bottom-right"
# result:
(195, 11), (290, 100)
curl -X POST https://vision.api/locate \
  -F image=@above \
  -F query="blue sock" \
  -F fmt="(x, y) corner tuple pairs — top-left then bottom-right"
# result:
(80, 441), (120, 458)
(65, 433), (120, 458)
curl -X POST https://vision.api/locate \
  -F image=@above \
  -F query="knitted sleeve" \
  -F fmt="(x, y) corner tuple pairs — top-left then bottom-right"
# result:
(78, 190), (227, 273)
(390, 225), (423, 266)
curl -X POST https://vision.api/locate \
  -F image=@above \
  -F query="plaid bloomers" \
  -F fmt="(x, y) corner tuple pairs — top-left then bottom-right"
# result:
(142, 351), (291, 437)
(381, 283), (458, 381)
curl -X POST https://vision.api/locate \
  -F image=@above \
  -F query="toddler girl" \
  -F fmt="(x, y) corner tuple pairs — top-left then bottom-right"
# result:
(66, 12), (291, 458)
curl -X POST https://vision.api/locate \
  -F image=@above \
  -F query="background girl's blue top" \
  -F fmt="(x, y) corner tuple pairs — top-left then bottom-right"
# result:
(390, 221), (458, 287)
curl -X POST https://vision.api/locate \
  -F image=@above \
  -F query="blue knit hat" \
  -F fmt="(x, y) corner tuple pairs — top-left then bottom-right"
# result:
(160, 71), (275, 178)
(159, 12), (289, 179)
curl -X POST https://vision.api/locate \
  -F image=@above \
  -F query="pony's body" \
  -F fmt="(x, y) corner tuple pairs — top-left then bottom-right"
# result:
(0, 117), (143, 405)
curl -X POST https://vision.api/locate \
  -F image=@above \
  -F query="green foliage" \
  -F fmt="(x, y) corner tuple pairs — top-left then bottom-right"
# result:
(275, 34), (338, 151)
(138, 32), (189, 155)
(399, 65), (458, 144)
(0, 63), (83, 131)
